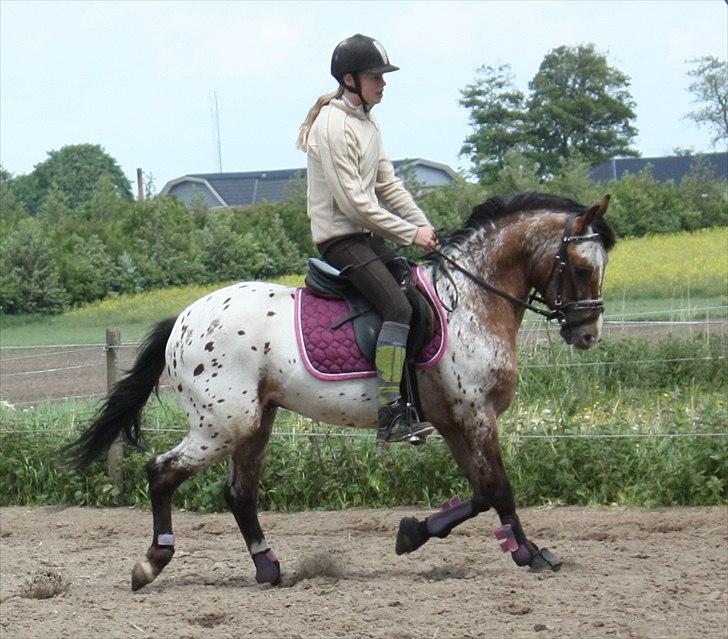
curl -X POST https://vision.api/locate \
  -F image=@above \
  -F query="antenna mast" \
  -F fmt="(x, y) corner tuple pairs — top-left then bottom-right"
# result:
(212, 91), (223, 172)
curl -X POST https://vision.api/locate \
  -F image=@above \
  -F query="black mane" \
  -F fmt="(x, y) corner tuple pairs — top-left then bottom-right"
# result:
(439, 191), (616, 252)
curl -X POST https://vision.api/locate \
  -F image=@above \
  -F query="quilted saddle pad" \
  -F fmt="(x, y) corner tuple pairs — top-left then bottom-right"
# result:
(293, 266), (449, 381)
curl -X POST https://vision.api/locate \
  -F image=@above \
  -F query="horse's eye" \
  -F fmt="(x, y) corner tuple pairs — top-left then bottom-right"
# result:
(574, 267), (591, 278)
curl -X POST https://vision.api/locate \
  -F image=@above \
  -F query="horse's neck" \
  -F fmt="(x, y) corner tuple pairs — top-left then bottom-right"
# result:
(431, 214), (557, 346)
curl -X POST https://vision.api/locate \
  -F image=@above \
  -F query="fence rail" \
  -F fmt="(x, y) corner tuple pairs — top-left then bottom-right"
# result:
(1, 322), (726, 490)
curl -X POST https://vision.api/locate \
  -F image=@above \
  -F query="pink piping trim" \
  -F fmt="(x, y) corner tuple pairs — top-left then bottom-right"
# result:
(411, 266), (449, 370)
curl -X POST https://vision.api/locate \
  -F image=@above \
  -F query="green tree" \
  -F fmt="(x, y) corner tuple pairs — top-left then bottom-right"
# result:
(481, 150), (542, 195)
(685, 55), (728, 149)
(57, 234), (118, 305)
(0, 167), (29, 237)
(13, 144), (133, 213)
(419, 176), (489, 231)
(607, 167), (688, 237)
(459, 64), (527, 179)
(197, 212), (267, 281)
(0, 218), (68, 314)
(526, 44), (638, 174)
(122, 198), (205, 288)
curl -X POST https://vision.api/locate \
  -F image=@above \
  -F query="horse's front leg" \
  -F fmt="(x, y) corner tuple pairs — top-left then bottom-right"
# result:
(395, 415), (561, 572)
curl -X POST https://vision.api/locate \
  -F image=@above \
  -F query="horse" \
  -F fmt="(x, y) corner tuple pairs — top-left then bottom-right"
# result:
(66, 191), (616, 591)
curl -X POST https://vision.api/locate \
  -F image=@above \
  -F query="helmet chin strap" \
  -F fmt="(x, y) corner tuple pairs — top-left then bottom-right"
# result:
(342, 73), (370, 111)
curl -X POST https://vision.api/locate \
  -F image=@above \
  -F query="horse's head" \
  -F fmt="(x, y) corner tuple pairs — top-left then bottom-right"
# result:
(538, 195), (614, 350)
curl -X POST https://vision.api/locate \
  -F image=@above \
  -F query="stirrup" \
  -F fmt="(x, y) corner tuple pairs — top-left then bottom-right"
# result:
(376, 399), (435, 445)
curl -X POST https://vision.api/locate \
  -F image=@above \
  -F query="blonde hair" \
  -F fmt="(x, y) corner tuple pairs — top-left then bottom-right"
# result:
(296, 86), (344, 151)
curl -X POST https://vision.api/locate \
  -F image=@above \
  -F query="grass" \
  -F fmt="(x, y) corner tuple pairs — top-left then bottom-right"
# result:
(0, 335), (725, 510)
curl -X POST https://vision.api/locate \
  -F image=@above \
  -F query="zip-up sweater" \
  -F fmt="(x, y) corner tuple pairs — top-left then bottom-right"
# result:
(305, 98), (431, 246)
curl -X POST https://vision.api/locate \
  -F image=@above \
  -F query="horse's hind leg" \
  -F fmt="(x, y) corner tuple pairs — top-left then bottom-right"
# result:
(131, 434), (230, 591)
(225, 406), (280, 585)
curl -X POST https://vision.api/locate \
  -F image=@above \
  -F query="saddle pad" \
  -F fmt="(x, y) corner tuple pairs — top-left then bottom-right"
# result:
(294, 266), (448, 381)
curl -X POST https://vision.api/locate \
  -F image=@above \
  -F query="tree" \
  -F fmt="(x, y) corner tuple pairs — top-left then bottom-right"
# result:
(13, 144), (133, 213)
(459, 64), (528, 178)
(459, 45), (639, 180)
(526, 44), (638, 174)
(0, 218), (68, 314)
(685, 55), (728, 149)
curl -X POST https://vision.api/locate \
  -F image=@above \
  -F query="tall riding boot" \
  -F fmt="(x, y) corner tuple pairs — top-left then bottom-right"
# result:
(375, 321), (434, 444)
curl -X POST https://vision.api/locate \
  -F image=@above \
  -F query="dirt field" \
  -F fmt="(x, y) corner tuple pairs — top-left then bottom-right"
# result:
(1, 321), (725, 406)
(0, 505), (726, 639)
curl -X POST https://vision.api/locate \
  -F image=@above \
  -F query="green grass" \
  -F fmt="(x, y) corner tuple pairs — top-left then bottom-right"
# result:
(0, 335), (725, 510)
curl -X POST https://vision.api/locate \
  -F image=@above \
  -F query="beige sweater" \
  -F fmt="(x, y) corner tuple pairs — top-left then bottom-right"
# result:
(305, 99), (431, 246)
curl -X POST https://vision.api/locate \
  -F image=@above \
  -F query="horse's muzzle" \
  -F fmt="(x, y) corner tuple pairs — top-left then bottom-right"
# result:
(560, 319), (602, 350)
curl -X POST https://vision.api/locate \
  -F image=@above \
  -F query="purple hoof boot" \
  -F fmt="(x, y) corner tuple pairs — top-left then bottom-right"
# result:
(252, 549), (281, 585)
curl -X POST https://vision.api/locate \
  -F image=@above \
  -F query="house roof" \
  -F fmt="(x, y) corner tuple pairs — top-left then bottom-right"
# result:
(590, 152), (727, 183)
(160, 158), (457, 207)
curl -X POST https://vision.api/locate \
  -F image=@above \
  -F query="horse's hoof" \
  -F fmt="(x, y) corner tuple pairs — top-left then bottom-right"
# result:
(528, 548), (562, 572)
(131, 559), (158, 591)
(253, 549), (281, 585)
(395, 517), (429, 555)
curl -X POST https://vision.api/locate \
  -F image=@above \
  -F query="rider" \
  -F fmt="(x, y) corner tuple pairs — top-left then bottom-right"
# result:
(297, 33), (439, 444)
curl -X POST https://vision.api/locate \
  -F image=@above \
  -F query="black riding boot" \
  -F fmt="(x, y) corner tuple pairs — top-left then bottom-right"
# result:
(374, 321), (434, 445)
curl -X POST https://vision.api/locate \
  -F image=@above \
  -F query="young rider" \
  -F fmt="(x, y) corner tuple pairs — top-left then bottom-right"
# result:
(297, 33), (439, 444)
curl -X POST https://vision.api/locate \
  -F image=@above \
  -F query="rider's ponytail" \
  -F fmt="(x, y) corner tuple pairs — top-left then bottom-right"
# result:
(296, 86), (344, 151)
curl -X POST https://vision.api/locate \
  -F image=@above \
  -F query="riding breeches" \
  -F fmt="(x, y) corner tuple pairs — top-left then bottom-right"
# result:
(317, 233), (412, 326)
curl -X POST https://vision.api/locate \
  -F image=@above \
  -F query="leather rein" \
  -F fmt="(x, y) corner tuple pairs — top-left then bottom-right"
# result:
(431, 214), (605, 329)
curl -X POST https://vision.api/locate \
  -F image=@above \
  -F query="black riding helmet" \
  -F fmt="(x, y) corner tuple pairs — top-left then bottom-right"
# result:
(331, 34), (399, 106)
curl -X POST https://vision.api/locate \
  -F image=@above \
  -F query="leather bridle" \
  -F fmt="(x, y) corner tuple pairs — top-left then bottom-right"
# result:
(432, 213), (605, 329)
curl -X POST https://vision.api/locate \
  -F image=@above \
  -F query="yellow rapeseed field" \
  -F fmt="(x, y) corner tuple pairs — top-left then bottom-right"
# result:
(604, 227), (727, 299)
(67, 274), (305, 323)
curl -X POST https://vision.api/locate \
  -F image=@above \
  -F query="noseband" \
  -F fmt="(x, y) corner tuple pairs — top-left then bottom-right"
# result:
(432, 214), (604, 329)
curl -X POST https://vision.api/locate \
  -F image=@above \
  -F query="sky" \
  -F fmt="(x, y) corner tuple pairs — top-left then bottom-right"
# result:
(1, 0), (726, 192)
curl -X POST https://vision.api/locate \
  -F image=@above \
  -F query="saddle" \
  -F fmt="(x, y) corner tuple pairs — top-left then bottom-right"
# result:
(304, 257), (433, 362)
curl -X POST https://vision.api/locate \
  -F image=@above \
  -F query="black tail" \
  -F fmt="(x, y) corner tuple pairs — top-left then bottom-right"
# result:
(65, 317), (177, 469)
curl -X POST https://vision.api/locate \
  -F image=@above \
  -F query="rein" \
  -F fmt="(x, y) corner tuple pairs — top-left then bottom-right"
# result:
(431, 214), (605, 328)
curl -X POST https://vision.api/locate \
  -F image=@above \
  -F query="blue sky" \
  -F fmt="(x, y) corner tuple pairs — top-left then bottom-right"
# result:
(1, 0), (726, 191)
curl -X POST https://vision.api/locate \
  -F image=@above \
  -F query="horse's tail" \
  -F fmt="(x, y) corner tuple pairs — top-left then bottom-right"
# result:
(65, 317), (177, 469)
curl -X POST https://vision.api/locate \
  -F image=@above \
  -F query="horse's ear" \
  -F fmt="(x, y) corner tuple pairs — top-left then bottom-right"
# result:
(573, 195), (610, 235)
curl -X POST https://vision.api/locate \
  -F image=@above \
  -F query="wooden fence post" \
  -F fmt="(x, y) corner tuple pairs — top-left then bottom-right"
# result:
(106, 328), (124, 493)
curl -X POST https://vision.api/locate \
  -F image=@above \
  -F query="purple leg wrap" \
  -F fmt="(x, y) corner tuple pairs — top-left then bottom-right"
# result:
(425, 497), (476, 538)
(252, 549), (280, 585)
(497, 516), (537, 566)
(494, 524), (519, 552)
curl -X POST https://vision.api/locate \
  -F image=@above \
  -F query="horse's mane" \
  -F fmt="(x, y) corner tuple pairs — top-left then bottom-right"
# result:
(438, 191), (616, 252)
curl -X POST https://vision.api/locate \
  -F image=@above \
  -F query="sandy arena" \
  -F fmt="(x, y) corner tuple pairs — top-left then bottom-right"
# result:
(0, 505), (726, 638)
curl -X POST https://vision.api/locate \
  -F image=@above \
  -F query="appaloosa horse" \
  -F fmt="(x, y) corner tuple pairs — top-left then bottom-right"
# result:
(67, 192), (616, 591)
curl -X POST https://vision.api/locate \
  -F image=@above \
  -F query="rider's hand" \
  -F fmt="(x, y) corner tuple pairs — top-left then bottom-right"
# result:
(413, 226), (440, 252)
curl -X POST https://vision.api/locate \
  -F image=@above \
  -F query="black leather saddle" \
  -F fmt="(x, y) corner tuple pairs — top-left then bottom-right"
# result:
(304, 257), (433, 362)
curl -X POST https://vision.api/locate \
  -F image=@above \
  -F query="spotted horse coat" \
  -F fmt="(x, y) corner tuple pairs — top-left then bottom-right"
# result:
(65, 192), (616, 591)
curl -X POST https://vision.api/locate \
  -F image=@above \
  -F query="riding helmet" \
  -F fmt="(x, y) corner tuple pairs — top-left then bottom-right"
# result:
(330, 34), (400, 82)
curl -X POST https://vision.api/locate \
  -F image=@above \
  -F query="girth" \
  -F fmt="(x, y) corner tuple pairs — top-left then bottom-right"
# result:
(304, 257), (433, 362)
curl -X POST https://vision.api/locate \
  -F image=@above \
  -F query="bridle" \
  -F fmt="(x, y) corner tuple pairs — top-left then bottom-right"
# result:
(431, 213), (605, 329)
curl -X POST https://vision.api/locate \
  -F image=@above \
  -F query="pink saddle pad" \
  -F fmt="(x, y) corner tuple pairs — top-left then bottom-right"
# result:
(294, 266), (448, 381)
